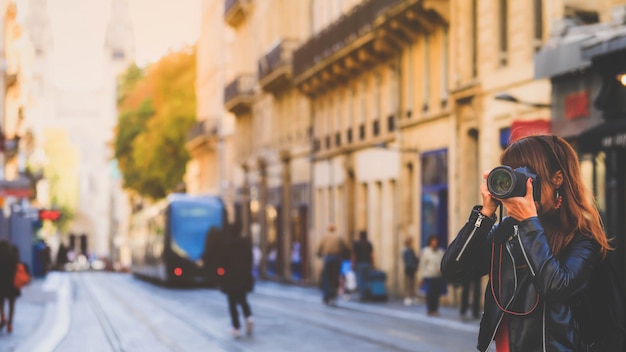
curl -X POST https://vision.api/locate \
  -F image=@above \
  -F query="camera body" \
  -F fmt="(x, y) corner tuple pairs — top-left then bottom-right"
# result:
(487, 166), (541, 201)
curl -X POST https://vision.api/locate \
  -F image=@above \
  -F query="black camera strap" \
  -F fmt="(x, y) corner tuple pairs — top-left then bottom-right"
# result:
(490, 205), (540, 316)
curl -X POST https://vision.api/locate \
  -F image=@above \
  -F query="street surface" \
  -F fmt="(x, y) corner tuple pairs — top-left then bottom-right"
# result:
(1, 272), (488, 352)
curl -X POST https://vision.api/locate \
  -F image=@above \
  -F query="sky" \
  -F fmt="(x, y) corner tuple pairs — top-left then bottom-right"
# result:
(127, 0), (201, 66)
(42, 0), (201, 89)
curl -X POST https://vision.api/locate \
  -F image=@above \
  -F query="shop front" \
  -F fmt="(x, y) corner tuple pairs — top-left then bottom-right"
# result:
(578, 33), (626, 285)
(536, 23), (626, 288)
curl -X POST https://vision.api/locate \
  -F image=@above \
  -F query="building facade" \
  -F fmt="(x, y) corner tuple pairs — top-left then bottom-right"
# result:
(222, 0), (313, 282)
(534, 2), (626, 296)
(293, 0), (452, 292)
(198, 0), (621, 296)
(186, 0), (235, 200)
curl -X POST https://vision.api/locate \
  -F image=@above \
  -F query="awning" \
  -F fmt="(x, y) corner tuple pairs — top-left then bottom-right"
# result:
(534, 36), (592, 79)
(0, 177), (32, 198)
(578, 118), (626, 153)
(582, 30), (626, 59)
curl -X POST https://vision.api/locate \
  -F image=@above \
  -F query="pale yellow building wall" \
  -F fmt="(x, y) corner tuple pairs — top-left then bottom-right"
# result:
(190, 0), (237, 197)
(448, 0), (554, 245)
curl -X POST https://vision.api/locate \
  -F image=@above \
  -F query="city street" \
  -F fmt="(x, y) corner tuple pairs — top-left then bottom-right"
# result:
(1, 272), (484, 352)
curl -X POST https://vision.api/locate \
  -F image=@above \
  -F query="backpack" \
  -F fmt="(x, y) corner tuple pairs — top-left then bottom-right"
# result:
(574, 246), (625, 351)
(13, 262), (30, 289)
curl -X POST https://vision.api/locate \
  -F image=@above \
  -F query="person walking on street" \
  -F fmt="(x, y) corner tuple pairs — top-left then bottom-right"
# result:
(317, 224), (349, 306)
(56, 242), (69, 271)
(402, 236), (419, 306)
(0, 241), (26, 334)
(352, 230), (374, 301)
(419, 234), (445, 316)
(460, 276), (482, 319)
(441, 134), (614, 351)
(218, 221), (254, 338)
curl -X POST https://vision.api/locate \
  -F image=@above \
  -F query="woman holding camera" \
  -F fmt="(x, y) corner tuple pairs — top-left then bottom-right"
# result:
(441, 134), (611, 352)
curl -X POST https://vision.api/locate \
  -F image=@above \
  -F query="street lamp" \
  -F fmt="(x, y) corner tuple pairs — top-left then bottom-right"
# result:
(494, 92), (551, 108)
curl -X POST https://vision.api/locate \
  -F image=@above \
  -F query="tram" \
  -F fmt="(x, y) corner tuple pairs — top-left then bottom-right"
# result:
(130, 193), (226, 285)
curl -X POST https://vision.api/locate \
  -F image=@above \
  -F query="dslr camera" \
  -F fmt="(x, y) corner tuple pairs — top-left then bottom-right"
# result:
(487, 166), (541, 201)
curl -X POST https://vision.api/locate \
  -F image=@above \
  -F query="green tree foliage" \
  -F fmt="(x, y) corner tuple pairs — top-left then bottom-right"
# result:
(114, 47), (197, 200)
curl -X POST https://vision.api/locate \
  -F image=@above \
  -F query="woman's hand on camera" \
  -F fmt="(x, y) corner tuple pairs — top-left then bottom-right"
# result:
(480, 170), (499, 217)
(501, 177), (538, 221)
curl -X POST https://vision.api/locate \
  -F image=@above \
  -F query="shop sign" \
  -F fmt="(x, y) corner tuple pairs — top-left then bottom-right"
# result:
(564, 91), (590, 120)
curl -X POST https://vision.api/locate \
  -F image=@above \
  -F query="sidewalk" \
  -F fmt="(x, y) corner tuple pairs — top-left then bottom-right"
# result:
(253, 280), (481, 333)
(0, 272), (70, 352)
(1, 274), (481, 351)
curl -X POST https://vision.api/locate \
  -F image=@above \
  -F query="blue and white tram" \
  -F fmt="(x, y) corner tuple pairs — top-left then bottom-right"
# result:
(130, 193), (226, 285)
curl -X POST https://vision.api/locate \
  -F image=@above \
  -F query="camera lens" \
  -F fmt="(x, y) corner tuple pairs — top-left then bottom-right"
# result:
(488, 167), (514, 197)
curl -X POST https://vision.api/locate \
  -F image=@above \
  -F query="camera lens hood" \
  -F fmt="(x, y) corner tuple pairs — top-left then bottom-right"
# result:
(487, 166), (518, 198)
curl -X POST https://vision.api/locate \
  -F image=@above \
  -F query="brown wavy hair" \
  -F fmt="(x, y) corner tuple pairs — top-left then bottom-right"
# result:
(500, 134), (611, 258)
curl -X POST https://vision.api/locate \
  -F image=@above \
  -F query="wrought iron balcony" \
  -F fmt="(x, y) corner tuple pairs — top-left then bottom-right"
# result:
(293, 0), (405, 78)
(187, 119), (219, 146)
(224, 0), (251, 27)
(292, 0), (448, 95)
(258, 39), (299, 94)
(224, 74), (256, 115)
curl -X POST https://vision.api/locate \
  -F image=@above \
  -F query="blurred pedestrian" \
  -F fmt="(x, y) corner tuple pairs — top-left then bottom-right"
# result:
(317, 224), (349, 306)
(460, 276), (482, 319)
(56, 242), (69, 271)
(402, 236), (419, 306)
(33, 239), (51, 277)
(218, 221), (254, 338)
(0, 240), (28, 333)
(352, 230), (374, 301)
(418, 234), (445, 316)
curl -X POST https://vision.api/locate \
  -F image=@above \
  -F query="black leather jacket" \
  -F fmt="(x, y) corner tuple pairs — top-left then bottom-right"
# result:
(441, 206), (600, 352)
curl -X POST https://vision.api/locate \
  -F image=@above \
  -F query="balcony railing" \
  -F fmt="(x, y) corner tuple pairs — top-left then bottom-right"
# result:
(293, 0), (405, 78)
(224, 74), (256, 115)
(187, 119), (218, 144)
(258, 39), (299, 93)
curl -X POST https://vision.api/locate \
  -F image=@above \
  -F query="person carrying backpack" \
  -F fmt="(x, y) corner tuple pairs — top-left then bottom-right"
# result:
(441, 135), (620, 351)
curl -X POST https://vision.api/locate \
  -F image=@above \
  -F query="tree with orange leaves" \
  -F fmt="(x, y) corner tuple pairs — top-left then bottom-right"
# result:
(114, 47), (196, 200)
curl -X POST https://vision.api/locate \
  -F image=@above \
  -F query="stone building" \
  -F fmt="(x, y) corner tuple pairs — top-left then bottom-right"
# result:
(534, 2), (626, 298)
(194, 0), (620, 295)
(294, 0), (450, 292)
(186, 0), (234, 198)
(222, 0), (312, 282)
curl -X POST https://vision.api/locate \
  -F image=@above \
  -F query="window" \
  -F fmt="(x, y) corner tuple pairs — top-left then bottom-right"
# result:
(441, 26), (449, 107)
(471, 0), (478, 76)
(499, 0), (508, 66)
(407, 44), (415, 116)
(374, 72), (381, 119)
(423, 34), (430, 112)
(360, 79), (367, 123)
(349, 86), (356, 127)
(327, 97), (333, 136)
(389, 64), (398, 116)
(533, 0), (543, 51)
(421, 149), (448, 187)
